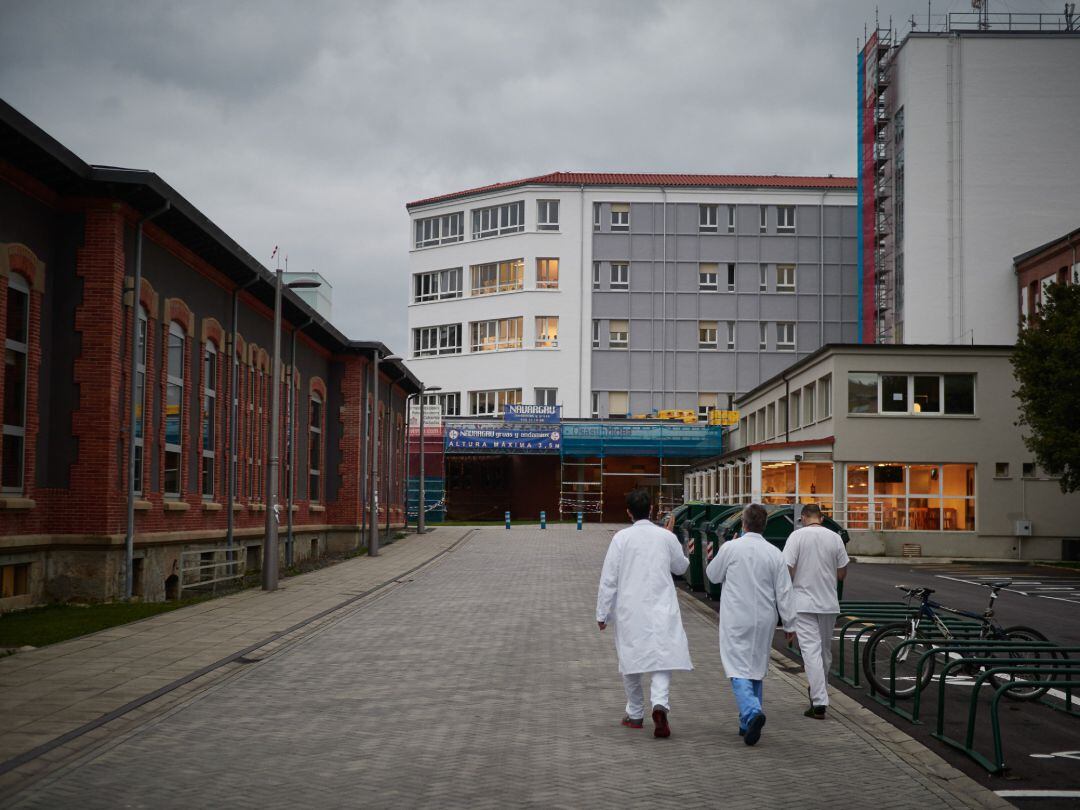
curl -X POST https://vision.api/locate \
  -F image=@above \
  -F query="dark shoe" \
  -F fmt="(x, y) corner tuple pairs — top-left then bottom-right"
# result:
(804, 705), (827, 719)
(738, 728), (746, 737)
(651, 705), (671, 738)
(744, 712), (766, 746)
(621, 714), (643, 729)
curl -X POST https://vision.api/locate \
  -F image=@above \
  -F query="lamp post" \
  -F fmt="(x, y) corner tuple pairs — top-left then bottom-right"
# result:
(263, 273), (321, 591)
(418, 384), (441, 534)
(369, 352), (401, 557)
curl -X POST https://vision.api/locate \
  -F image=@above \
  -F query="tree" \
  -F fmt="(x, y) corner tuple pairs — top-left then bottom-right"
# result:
(1011, 281), (1080, 493)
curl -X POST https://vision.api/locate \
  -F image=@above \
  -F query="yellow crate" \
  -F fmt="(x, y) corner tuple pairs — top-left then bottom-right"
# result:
(709, 409), (739, 426)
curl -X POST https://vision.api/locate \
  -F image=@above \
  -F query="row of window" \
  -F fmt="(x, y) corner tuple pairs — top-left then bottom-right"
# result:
(132, 308), (326, 504)
(593, 262), (800, 293)
(417, 387), (559, 418)
(412, 316), (559, 357)
(413, 200), (803, 250)
(740, 374), (834, 445)
(848, 372), (975, 416)
(591, 319), (799, 352)
(413, 258), (559, 304)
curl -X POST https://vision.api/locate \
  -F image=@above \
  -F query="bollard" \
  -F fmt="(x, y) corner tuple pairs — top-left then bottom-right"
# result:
(576, 512), (583, 531)
(540, 511), (546, 530)
(505, 511), (511, 530)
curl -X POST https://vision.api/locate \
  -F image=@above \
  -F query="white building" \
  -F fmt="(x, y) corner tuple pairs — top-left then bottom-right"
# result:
(406, 173), (858, 418)
(860, 13), (1080, 344)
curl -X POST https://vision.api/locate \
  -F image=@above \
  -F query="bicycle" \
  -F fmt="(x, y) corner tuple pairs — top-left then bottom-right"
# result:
(861, 581), (1056, 700)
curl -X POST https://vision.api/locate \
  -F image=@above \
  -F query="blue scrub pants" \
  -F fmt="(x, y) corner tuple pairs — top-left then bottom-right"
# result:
(730, 678), (764, 732)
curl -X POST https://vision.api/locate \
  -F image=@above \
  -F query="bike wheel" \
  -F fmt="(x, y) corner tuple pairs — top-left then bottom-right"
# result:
(987, 625), (1059, 701)
(862, 622), (936, 699)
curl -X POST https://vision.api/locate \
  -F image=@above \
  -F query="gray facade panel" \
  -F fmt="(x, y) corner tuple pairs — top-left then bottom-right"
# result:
(698, 295), (737, 320)
(759, 296), (798, 321)
(798, 267), (821, 294)
(675, 235), (699, 260)
(699, 236), (737, 261)
(798, 295), (822, 320)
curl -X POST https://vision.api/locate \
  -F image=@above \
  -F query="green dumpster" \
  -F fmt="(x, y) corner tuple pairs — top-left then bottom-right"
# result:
(699, 504), (742, 599)
(667, 504), (693, 581)
(680, 504), (710, 591)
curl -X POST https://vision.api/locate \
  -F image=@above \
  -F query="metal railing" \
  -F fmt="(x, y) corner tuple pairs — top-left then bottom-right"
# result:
(178, 547), (244, 597)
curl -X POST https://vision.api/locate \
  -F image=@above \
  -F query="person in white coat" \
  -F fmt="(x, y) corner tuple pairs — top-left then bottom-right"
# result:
(783, 503), (849, 718)
(705, 503), (796, 746)
(596, 488), (692, 738)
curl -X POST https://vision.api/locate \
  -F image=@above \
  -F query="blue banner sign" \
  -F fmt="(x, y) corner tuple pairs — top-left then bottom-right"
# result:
(503, 404), (561, 423)
(445, 423), (562, 454)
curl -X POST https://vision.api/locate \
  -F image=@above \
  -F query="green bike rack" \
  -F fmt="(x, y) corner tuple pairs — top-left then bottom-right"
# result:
(988, 678), (1080, 773)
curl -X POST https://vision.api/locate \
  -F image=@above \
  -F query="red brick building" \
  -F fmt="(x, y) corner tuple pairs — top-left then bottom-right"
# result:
(0, 100), (419, 608)
(1015, 226), (1080, 323)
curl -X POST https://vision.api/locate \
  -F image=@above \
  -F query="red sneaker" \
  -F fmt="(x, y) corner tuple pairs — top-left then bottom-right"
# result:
(621, 715), (644, 729)
(652, 705), (670, 738)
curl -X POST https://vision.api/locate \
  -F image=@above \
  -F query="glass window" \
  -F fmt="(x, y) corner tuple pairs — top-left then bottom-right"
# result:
(610, 203), (630, 231)
(202, 342), (217, 499)
(592, 319), (600, 349)
(697, 393), (717, 422)
(164, 321), (185, 497)
(698, 321), (717, 349)
(699, 263), (718, 290)
(699, 204), (718, 232)
(414, 212), (464, 248)
(727, 206), (736, 233)
(913, 375), (940, 414)
(759, 205), (768, 233)
(535, 388), (557, 407)
(470, 259), (523, 295)
(610, 262), (629, 290)
(535, 316), (559, 348)
(727, 263), (736, 292)
(591, 392), (599, 418)
(759, 264), (768, 292)
(537, 199), (559, 231)
(592, 262), (600, 290)
(470, 317), (523, 352)
(471, 201), (524, 239)
(593, 203), (601, 232)
(817, 374), (832, 418)
(308, 394), (322, 501)
(725, 322), (736, 350)
(790, 391), (801, 428)
(413, 324), (462, 357)
(881, 375), (908, 413)
(536, 258), (559, 289)
(759, 323), (767, 350)
(777, 323), (795, 351)
(609, 320), (628, 349)
(413, 267), (462, 302)
(133, 308), (148, 495)
(3, 276), (30, 492)
(777, 206), (796, 233)
(944, 374), (975, 414)
(608, 391), (628, 416)
(802, 383), (815, 423)
(470, 388), (521, 416)
(762, 461), (796, 504)
(776, 264), (795, 293)
(847, 372), (878, 413)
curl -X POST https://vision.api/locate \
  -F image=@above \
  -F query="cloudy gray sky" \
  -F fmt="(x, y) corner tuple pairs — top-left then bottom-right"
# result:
(0, 0), (1064, 349)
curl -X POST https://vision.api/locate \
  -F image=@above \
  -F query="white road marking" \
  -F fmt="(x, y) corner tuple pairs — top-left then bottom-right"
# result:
(935, 574), (1030, 595)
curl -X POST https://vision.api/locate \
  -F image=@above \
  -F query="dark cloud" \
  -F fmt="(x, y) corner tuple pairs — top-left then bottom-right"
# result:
(0, 0), (1065, 350)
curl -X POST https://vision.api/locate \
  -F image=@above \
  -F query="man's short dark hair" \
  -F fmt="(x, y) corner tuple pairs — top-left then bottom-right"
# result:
(626, 488), (652, 521)
(742, 503), (768, 534)
(801, 503), (823, 521)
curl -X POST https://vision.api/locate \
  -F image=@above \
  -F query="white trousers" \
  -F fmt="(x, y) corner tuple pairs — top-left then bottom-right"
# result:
(622, 670), (671, 719)
(795, 612), (837, 707)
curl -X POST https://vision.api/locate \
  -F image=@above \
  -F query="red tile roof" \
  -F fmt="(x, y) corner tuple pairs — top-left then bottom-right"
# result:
(406, 171), (856, 208)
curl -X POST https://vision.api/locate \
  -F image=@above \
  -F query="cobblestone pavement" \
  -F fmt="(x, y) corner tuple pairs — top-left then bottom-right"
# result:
(9, 526), (1008, 809)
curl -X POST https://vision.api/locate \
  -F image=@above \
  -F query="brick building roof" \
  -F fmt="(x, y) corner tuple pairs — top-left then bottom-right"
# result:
(406, 171), (856, 209)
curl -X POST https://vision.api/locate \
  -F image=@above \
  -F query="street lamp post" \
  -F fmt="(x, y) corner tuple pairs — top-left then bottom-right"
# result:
(369, 352), (401, 557)
(418, 384), (441, 534)
(263, 273), (320, 591)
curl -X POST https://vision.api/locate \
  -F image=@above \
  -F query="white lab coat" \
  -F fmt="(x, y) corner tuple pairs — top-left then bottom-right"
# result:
(596, 520), (693, 675)
(705, 532), (796, 680)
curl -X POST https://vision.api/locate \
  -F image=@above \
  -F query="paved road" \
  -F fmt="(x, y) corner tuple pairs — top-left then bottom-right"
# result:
(10, 526), (996, 809)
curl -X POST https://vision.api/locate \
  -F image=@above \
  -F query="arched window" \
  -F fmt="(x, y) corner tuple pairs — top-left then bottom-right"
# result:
(246, 364), (254, 499)
(309, 392), (323, 502)
(164, 321), (185, 497)
(202, 341), (217, 499)
(133, 306), (148, 495)
(2, 274), (29, 493)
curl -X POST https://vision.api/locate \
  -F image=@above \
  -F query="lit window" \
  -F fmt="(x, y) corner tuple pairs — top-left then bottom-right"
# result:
(471, 201), (524, 239)
(782, 321), (807, 359)
(535, 316), (559, 348)
(470, 317), (523, 352)
(308, 393), (322, 502)
(610, 262), (629, 290)
(413, 267), (462, 302)
(610, 203), (630, 231)
(413, 324), (462, 357)
(847, 373), (975, 415)
(776, 264), (795, 293)
(202, 341), (217, 499)
(699, 204), (718, 232)
(537, 199), (559, 231)
(414, 211), (464, 248)
(609, 320), (629, 349)
(164, 321), (185, 497)
(698, 321), (718, 349)
(470, 259), (523, 295)
(535, 387), (557, 407)
(727, 263), (736, 292)
(2, 275), (29, 493)
(777, 206), (796, 233)
(842, 462), (974, 531)
(536, 258), (559, 289)
(699, 263), (718, 291)
(0, 562), (30, 598)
